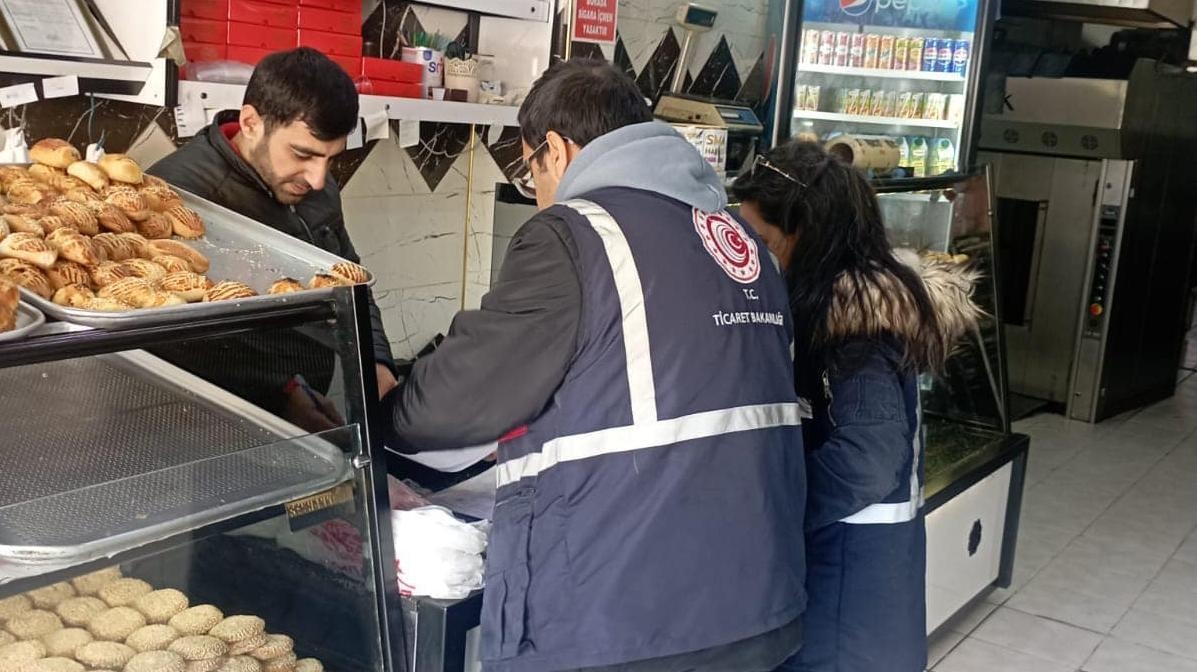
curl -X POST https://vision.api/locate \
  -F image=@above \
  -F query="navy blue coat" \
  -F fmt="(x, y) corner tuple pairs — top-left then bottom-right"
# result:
(781, 338), (927, 672)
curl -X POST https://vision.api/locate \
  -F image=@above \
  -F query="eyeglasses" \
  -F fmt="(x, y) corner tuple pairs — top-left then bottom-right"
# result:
(751, 154), (806, 187)
(505, 136), (575, 200)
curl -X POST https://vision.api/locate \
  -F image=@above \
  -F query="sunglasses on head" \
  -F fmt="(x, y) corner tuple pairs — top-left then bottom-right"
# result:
(750, 155), (807, 187)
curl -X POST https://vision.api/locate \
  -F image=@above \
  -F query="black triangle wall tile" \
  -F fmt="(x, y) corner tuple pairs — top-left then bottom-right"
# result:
(688, 36), (741, 102)
(570, 41), (605, 61)
(402, 121), (472, 192)
(613, 34), (636, 79)
(635, 29), (681, 103)
(330, 141), (378, 187)
(363, 0), (423, 61)
(485, 126), (525, 183)
(736, 51), (769, 111)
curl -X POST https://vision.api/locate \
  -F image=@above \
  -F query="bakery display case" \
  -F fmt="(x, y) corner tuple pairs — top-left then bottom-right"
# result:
(0, 282), (404, 672)
(873, 168), (1029, 633)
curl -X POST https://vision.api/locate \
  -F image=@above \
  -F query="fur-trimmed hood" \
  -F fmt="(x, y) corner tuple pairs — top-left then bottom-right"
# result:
(824, 248), (984, 371)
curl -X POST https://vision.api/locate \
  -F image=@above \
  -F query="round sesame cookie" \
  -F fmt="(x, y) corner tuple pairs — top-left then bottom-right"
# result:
(293, 660), (322, 672)
(74, 640), (134, 669)
(40, 628), (91, 658)
(247, 635), (291, 661)
(132, 590), (188, 625)
(0, 597), (31, 625)
(86, 607), (143, 642)
(217, 656), (260, 672)
(124, 650), (185, 672)
(185, 659), (227, 672)
(0, 640), (44, 662)
(125, 624), (179, 653)
(5, 610), (62, 640)
(168, 607), (222, 637)
(69, 567), (122, 597)
(25, 583), (75, 611)
(227, 634), (267, 657)
(168, 636), (227, 661)
(208, 617), (264, 645)
(54, 597), (107, 628)
(96, 579), (152, 608)
(260, 652), (296, 672)
(20, 657), (83, 672)
(0, 632), (12, 647)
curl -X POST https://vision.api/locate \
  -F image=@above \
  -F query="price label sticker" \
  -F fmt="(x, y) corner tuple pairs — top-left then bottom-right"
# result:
(0, 83), (37, 108)
(398, 119), (420, 148)
(41, 75), (79, 99)
(85, 143), (105, 163)
(363, 108), (390, 142)
(346, 117), (364, 150)
(174, 99), (206, 139)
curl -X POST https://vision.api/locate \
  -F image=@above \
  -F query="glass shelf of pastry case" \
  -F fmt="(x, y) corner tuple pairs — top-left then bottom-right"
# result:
(798, 63), (968, 83)
(793, 110), (959, 129)
(0, 349), (354, 581)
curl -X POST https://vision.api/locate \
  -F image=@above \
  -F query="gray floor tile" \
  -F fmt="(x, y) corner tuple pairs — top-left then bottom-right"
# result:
(1083, 638), (1197, 672)
(1112, 607), (1197, 660)
(934, 638), (1074, 672)
(971, 607), (1103, 668)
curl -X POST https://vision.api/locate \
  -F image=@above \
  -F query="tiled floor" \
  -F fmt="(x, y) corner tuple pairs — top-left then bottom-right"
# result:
(928, 370), (1197, 672)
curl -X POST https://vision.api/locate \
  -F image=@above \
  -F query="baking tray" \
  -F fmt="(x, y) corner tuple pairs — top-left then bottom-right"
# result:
(17, 189), (374, 330)
(0, 350), (353, 577)
(0, 303), (44, 342)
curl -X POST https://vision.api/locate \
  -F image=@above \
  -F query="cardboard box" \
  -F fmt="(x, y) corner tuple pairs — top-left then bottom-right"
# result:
(229, 0), (298, 29)
(228, 21), (296, 50)
(184, 41), (229, 63)
(297, 6), (360, 35)
(179, 17), (228, 45)
(361, 57), (421, 83)
(673, 124), (728, 177)
(358, 80), (422, 98)
(226, 45), (276, 67)
(297, 29), (361, 56)
(180, 0), (229, 20)
(298, 0), (359, 9)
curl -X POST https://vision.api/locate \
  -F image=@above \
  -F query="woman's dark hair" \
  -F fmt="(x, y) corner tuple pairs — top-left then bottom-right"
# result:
(518, 58), (653, 148)
(732, 141), (941, 372)
(244, 47), (359, 141)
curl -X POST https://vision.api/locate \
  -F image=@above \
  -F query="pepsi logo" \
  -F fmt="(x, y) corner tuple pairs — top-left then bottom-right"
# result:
(840, 0), (873, 16)
(693, 209), (761, 284)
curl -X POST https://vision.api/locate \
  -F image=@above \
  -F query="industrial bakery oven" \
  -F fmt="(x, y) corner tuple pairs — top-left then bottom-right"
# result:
(0, 283), (404, 671)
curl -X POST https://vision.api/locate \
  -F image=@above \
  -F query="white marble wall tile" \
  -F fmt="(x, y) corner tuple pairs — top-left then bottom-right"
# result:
(376, 281), (464, 360)
(614, 0), (769, 83)
(463, 145), (507, 307)
(340, 134), (432, 198)
(412, 5), (469, 42)
(125, 123), (178, 169)
(479, 16), (554, 101)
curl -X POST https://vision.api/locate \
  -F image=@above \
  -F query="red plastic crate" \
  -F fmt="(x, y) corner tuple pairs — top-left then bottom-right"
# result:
(361, 57), (421, 83)
(229, 0), (299, 28)
(359, 80), (422, 98)
(298, 0), (358, 9)
(227, 45), (277, 67)
(184, 41), (229, 63)
(297, 29), (361, 57)
(325, 54), (360, 76)
(180, 0), (229, 20)
(228, 21), (296, 50)
(297, 6), (361, 35)
(179, 17), (227, 45)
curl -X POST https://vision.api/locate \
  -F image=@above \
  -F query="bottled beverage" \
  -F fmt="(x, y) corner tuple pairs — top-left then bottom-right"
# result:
(907, 37), (924, 71)
(802, 29), (821, 64)
(849, 33), (865, 68)
(893, 38), (909, 71)
(834, 32), (851, 67)
(897, 136), (911, 169)
(878, 35), (895, 70)
(909, 136), (928, 177)
(931, 138), (956, 175)
(863, 34), (881, 69)
(818, 30), (836, 65)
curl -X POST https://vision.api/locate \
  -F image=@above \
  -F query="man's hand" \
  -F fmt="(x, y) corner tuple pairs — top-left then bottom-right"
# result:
(282, 380), (345, 434)
(377, 363), (399, 399)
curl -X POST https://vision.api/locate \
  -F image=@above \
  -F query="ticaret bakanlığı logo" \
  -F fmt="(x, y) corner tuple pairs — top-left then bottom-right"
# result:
(693, 209), (761, 284)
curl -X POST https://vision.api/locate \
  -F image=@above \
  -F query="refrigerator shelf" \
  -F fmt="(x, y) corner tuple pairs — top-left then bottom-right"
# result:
(793, 110), (959, 130)
(799, 63), (967, 83)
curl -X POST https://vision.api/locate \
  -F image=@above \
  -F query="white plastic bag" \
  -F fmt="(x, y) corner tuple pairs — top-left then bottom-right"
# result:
(392, 506), (490, 599)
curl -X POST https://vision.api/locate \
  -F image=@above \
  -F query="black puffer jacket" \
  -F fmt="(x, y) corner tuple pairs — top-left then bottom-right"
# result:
(147, 111), (394, 413)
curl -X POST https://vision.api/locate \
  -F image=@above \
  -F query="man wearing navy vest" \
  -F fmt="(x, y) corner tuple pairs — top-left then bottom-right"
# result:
(382, 59), (807, 672)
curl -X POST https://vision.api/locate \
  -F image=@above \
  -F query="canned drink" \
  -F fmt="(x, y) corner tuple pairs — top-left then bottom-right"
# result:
(896, 91), (913, 118)
(802, 29), (821, 64)
(834, 32), (851, 67)
(863, 34), (880, 69)
(849, 33), (865, 68)
(883, 90), (899, 117)
(807, 85), (821, 111)
(878, 35), (895, 70)
(893, 38), (908, 71)
(910, 92), (926, 118)
(856, 89), (872, 116)
(952, 39), (970, 74)
(795, 85), (808, 112)
(922, 38), (939, 72)
(937, 39), (953, 72)
(870, 88), (888, 117)
(907, 37), (924, 71)
(819, 30), (836, 65)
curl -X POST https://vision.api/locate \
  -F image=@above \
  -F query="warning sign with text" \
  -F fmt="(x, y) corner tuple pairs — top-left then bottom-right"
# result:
(573, 0), (618, 45)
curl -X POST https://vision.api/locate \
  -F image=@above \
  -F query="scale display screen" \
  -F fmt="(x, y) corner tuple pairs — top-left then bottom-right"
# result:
(681, 5), (717, 28)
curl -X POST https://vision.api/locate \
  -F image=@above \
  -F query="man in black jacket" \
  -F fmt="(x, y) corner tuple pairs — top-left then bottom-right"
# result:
(149, 48), (397, 430)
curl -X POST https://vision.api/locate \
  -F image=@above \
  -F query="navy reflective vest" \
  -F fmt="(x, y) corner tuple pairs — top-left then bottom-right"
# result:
(480, 188), (808, 672)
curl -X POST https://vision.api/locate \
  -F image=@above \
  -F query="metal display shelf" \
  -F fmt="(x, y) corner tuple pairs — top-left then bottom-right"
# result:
(0, 50), (168, 101)
(412, 0), (551, 22)
(179, 81), (520, 127)
(798, 63), (968, 83)
(793, 110), (959, 129)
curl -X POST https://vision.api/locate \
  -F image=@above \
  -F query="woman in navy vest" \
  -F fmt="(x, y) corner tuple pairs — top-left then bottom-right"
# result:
(732, 142), (982, 672)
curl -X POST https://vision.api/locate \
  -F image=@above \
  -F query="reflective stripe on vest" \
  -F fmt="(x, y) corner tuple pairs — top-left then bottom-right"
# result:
(840, 404), (924, 525)
(494, 200), (802, 490)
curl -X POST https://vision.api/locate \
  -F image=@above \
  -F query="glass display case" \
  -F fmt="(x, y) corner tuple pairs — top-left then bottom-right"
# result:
(0, 286), (403, 672)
